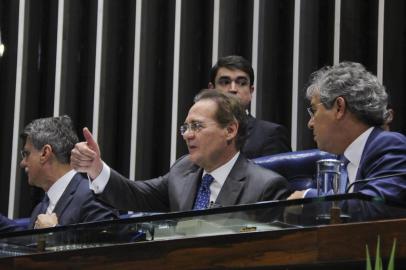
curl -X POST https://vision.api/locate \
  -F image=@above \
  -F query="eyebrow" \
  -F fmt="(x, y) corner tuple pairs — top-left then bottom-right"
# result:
(218, 75), (249, 80)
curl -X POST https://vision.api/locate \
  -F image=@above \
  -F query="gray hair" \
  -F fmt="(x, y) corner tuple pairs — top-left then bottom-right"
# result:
(20, 115), (79, 164)
(306, 61), (388, 126)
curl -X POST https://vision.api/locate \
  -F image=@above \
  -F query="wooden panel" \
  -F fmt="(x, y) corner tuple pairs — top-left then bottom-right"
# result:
(0, 218), (405, 269)
(318, 219), (406, 262)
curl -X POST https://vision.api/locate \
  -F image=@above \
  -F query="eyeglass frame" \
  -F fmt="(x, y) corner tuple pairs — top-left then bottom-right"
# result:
(20, 144), (50, 159)
(179, 121), (219, 136)
(307, 102), (324, 118)
(307, 97), (342, 118)
(20, 149), (30, 159)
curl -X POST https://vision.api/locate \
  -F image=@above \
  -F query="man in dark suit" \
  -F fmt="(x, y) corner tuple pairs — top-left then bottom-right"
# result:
(71, 90), (290, 212)
(0, 116), (117, 233)
(208, 55), (291, 159)
(288, 62), (406, 203)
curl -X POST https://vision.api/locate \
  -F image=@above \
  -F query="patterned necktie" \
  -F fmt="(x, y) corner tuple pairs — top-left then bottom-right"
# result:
(193, 174), (214, 210)
(340, 156), (350, 193)
(39, 194), (50, 214)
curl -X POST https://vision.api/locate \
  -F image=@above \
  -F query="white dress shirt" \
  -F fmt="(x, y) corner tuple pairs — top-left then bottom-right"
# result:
(343, 127), (374, 192)
(89, 162), (111, 194)
(45, 169), (76, 214)
(204, 152), (240, 204)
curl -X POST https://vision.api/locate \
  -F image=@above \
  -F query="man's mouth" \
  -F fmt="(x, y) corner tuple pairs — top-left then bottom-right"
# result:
(188, 145), (197, 151)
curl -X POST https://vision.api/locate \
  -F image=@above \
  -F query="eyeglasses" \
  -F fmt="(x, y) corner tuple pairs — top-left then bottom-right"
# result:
(179, 122), (206, 135)
(180, 120), (221, 135)
(306, 102), (325, 118)
(20, 149), (30, 159)
(216, 77), (250, 87)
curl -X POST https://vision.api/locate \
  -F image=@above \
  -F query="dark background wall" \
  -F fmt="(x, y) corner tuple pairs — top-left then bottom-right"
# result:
(0, 0), (404, 218)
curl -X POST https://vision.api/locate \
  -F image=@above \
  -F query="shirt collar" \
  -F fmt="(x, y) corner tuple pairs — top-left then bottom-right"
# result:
(344, 127), (374, 167)
(46, 170), (76, 210)
(203, 152), (240, 187)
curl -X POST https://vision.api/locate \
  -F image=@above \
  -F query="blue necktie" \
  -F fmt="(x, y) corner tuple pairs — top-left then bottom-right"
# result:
(340, 156), (350, 193)
(39, 194), (50, 214)
(193, 174), (214, 210)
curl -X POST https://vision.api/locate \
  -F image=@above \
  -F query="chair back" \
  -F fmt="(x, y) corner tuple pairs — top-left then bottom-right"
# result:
(252, 149), (337, 190)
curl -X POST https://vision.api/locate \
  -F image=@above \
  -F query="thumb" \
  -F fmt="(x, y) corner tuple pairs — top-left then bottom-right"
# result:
(83, 127), (100, 155)
(51, 213), (58, 221)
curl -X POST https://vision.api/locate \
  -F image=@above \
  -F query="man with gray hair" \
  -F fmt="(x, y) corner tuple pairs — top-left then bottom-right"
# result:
(289, 61), (406, 202)
(0, 116), (117, 233)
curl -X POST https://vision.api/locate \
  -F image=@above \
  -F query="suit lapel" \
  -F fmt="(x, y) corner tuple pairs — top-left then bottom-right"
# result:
(216, 155), (247, 207)
(52, 173), (81, 217)
(177, 167), (202, 211)
(246, 115), (255, 136)
(355, 127), (380, 183)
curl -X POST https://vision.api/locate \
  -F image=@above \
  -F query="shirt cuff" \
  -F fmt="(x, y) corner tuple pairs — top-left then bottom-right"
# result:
(89, 162), (111, 194)
(303, 188), (317, 198)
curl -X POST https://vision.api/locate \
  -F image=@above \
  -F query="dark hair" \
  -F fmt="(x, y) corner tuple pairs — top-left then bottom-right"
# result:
(20, 115), (79, 164)
(306, 61), (388, 126)
(209, 55), (254, 86)
(194, 89), (247, 150)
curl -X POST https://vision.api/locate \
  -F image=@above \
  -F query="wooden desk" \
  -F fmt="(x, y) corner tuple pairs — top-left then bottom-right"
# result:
(0, 218), (404, 270)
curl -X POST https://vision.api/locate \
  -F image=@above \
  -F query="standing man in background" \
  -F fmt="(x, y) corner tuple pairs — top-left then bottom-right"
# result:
(0, 116), (117, 233)
(208, 55), (291, 159)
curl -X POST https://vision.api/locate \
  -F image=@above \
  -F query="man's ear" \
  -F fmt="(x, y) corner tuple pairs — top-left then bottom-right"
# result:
(208, 82), (215, 89)
(226, 121), (238, 141)
(335, 96), (346, 119)
(40, 144), (53, 164)
(250, 85), (254, 94)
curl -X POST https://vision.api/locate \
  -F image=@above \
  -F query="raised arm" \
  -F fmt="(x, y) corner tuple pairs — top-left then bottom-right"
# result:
(70, 127), (103, 179)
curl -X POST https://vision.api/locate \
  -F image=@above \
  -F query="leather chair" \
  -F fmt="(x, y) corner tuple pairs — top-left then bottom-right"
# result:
(252, 149), (337, 191)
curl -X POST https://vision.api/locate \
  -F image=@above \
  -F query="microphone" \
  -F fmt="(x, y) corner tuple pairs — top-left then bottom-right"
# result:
(345, 172), (406, 193)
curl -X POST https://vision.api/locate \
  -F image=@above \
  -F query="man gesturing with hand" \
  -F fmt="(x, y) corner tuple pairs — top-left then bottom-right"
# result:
(71, 89), (290, 212)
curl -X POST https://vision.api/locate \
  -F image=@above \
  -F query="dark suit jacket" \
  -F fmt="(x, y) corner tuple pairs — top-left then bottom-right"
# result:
(305, 128), (406, 203)
(353, 128), (406, 202)
(0, 173), (118, 233)
(99, 155), (290, 212)
(242, 115), (291, 159)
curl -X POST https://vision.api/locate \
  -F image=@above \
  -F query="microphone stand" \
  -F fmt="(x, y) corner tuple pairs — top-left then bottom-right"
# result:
(345, 172), (406, 193)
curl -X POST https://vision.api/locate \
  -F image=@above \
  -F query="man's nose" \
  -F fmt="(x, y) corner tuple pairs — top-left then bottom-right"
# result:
(182, 129), (195, 140)
(228, 81), (238, 93)
(307, 117), (314, 129)
(20, 159), (26, 168)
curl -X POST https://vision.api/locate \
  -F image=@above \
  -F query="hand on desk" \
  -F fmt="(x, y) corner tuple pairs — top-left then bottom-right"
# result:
(34, 213), (58, 229)
(71, 127), (103, 180)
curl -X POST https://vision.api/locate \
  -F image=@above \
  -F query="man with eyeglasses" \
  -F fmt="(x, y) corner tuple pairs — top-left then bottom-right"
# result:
(208, 55), (291, 159)
(71, 89), (289, 213)
(0, 116), (117, 233)
(288, 62), (406, 203)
